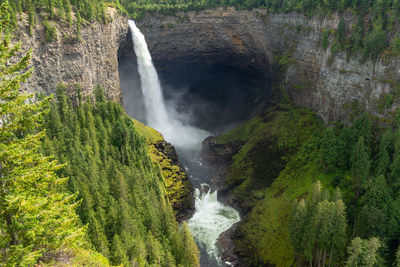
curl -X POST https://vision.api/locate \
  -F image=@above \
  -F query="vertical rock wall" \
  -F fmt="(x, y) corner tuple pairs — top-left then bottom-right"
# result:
(16, 8), (128, 102)
(138, 8), (400, 123)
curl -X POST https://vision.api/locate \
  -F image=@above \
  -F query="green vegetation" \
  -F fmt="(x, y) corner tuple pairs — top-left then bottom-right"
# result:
(41, 84), (199, 266)
(346, 237), (383, 267)
(133, 119), (193, 217)
(217, 104), (326, 266)
(1, 3), (199, 265)
(42, 19), (57, 42)
(0, 4), (108, 265)
(290, 182), (347, 266)
(217, 100), (400, 266)
(5, 0), (114, 28)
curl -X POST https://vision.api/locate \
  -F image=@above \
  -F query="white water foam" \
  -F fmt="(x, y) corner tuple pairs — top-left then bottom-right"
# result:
(188, 185), (240, 262)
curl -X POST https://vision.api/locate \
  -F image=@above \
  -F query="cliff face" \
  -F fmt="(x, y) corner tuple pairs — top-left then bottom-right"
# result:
(137, 8), (400, 123)
(18, 7), (399, 123)
(16, 8), (128, 102)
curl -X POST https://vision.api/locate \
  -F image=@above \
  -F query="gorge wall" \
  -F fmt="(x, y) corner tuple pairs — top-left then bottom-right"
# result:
(17, 8), (128, 102)
(19, 7), (400, 123)
(136, 8), (400, 123)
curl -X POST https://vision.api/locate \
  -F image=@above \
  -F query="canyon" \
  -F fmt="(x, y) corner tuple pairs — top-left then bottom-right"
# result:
(18, 6), (400, 266)
(21, 7), (400, 123)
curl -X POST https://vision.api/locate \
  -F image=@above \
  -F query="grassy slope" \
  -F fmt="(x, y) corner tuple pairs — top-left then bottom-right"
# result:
(217, 103), (336, 266)
(133, 119), (193, 216)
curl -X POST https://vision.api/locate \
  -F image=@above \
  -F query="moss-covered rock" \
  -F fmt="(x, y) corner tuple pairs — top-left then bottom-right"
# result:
(133, 119), (194, 220)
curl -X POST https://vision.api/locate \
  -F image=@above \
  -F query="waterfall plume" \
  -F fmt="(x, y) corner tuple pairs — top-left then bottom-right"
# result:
(129, 20), (209, 150)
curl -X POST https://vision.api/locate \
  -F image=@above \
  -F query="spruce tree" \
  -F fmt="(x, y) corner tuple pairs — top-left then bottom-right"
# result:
(351, 136), (371, 199)
(0, 2), (85, 265)
(346, 237), (382, 267)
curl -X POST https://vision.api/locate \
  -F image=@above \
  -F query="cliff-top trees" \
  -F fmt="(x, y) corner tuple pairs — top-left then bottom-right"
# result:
(0, 1), (85, 265)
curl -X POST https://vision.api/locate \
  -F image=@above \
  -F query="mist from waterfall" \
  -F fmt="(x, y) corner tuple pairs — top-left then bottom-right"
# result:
(129, 20), (240, 266)
(128, 20), (209, 150)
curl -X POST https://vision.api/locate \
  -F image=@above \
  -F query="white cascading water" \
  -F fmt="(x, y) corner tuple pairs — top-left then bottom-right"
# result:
(188, 185), (240, 264)
(129, 20), (208, 150)
(129, 20), (240, 265)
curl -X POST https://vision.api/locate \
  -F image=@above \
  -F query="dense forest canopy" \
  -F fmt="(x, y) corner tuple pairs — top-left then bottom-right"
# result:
(0, 3), (100, 264)
(0, 2), (199, 265)
(6, 0), (399, 21)
(41, 84), (199, 266)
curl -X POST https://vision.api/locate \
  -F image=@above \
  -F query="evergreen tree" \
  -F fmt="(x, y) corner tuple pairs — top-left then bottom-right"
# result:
(181, 222), (200, 267)
(390, 128), (400, 188)
(337, 17), (346, 47)
(289, 182), (347, 266)
(320, 127), (339, 172)
(42, 86), (200, 266)
(351, 136), (370, 199)
(0, 2), (85, 265)
(346, 237), (382, 267)
(376, 129), (393, 176)
(289, 199), (307, 263)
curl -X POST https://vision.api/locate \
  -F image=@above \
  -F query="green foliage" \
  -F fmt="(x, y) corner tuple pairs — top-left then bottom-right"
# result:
(0, 2), (86, 265)
(290, 182), (347, 266)
(362, 28), (388, 60)
(218, 97), (400, 266)
(391, 37), (400, 54)
(41, 85), (199, 266)
(346, 237), (383, 267)
(337, 18), (346, 48)
(322, 29), (330, 50)
(351, 136), (370, 199)
(3, 0), (399, 60)
(43, 19), (57, 42)
(133, 119), (194, 216)
(215, 104), (325, 266)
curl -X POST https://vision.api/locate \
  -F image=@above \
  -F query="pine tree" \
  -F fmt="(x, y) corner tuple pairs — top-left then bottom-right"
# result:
(0, 2), (85, 265)
(346, 237), (382, 267)
(289, 199), (307, 263)
(320, 127), (339, 172)
(376, 129), (393, 176)
(289, 182), (348, 266)
(351, 136), (370, 199)
(181, 221), (200, 267)
(390, 128), (400, 188)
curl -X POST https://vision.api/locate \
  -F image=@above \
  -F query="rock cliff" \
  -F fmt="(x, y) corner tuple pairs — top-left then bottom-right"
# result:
(16, 8), (128, 102)
(137, 8), (400, 123)
(18, 7), (399, 123)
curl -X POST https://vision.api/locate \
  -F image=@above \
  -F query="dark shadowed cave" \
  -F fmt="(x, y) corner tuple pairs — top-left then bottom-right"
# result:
(117, 25), (274, 267)
(118, 31), (272, 135)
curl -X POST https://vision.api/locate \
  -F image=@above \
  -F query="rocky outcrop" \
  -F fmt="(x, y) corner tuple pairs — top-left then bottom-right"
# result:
(150, 140), (195, 221)
(137, 8), (400, 123)
(16, 8), (128, 102)
(201, 137), (242, 164)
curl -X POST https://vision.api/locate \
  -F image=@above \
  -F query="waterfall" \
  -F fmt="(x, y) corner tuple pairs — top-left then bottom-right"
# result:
(188, 185), (240, 264)
(129, 20), (240, 266)
(128, 20), (208, 150)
